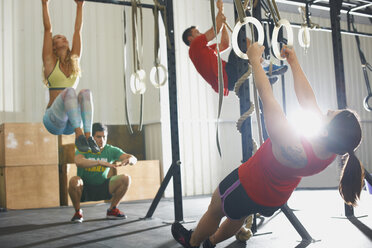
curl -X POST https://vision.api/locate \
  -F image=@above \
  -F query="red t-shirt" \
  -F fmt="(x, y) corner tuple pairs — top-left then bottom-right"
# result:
(189, 34), (229, 96)
(238, 138), (336, 207)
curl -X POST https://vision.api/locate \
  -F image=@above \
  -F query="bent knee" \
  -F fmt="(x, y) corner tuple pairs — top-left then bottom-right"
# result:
(120, 174), (131, 187)
(69, 176), (83, 189)
(62, 87), (77, 98)
(78, 89), (92, 98)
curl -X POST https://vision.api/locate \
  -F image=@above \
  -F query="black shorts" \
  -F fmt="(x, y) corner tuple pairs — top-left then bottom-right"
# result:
(81, 178), (112, 202)
(225, 50), (249, 91)
(218, 168), (281, 220)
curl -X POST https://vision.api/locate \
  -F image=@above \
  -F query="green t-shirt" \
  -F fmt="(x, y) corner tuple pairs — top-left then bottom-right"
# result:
(76, 144), (125, 185)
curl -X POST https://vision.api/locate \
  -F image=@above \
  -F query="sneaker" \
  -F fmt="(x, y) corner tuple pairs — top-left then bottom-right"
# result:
(268, 76), (279, 85)
(87, 136), (100, 154)
(171, 222), (198, 248)
(202, 238), (215, 248)
(106, 207), (127, 219)
(263, 63), (288, 77)
(71, 209), (83, 223)
(75, 135), (90, 153)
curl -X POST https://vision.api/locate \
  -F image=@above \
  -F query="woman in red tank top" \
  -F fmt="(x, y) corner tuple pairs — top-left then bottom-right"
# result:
(172, 43), (364, 248)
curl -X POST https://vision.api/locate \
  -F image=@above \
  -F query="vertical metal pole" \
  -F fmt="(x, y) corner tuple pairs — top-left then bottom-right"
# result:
(330, 0), (347, 110)
(164, 0), (184, 222)
(329, 0), (353, 217)
(234, 1), (253, 164)
(144, 0), (183, 221)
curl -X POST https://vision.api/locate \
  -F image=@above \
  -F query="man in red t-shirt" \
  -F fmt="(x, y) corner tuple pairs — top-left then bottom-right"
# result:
(182, 6), (248, 96)
(182, 2), (287, 96)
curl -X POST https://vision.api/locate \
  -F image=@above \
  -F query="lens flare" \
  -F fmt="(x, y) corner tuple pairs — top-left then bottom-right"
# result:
(287, 110), (322, 138)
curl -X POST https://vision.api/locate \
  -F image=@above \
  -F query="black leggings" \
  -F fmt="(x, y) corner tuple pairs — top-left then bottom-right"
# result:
(225, 51), (249, 91)
(219, 168), (281, 220)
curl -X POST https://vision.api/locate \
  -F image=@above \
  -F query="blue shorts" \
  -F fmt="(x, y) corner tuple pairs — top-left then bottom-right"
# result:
(218, 168), (281, 220)
(43, 93), (76, 135)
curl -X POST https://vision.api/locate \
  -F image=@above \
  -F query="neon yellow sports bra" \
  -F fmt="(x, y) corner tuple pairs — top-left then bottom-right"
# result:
(47, 59), (79, 90)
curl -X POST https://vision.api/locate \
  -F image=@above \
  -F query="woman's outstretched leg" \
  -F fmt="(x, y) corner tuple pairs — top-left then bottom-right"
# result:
(189, 189), (225, 246)
(78, 89), (99, 153)
(171, 188), (225, 247)
(61, 87), (90, 152)
(209, 216), (246, 245)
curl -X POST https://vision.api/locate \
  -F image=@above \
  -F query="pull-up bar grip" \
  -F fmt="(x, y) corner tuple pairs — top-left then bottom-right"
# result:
(271, 19), (294, 61)
(232, 17), (264, 60)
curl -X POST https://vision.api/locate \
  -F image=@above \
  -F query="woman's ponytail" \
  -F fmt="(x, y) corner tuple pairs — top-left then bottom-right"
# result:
(339, 152), (364, 207)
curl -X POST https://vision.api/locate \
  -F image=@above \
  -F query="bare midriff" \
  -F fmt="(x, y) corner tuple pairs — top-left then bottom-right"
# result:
(47, 89), (64, 108)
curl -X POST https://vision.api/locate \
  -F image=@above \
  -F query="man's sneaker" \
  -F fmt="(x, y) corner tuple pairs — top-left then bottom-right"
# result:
(202, 238), (216, 248)
(75, 135), (90, 153)
(171, 222), (198, 248)
(268, 76), (279, 85)
(106, 207), (127, 219)
(263, 63), (288, 77)
(87, 136), (100, 154)
(71, 209), (83, 223)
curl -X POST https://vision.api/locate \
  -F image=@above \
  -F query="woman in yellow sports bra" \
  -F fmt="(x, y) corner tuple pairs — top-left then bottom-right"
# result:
(42, 0), (99, 153)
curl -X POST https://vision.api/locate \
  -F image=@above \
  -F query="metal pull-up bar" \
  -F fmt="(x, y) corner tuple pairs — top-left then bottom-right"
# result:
(83, 0), (155, 9)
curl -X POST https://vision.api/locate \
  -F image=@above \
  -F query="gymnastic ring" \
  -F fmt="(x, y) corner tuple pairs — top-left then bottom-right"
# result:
(364, 93), (372, 112)
(271, 19), (294, 61)
(232, 17), (264, 60)
(130, 69), (146, 95)
(150, 64), (168, 88)
(298, 25), (310, 49)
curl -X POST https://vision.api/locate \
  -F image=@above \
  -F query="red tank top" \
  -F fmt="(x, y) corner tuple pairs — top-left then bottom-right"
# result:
(238, 138), (336, 207)
(189, 34), (229, 96)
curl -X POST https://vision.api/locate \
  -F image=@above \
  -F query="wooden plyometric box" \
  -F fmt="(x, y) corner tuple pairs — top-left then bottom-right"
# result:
(60, 163), (114, 206)
(58, 134), (75, 146)
(59, 144), (75, 165)
(0, 164), (60, 209)
(0, 123), (58, 166)
(114, 160), (161, 202)
(107, 125), (145, 160)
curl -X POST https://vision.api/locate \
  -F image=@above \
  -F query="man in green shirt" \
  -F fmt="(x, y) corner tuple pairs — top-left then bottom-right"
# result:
(69, 122), (137, 222)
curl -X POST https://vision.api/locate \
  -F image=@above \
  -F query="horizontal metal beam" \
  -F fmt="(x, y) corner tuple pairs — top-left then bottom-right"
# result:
(290, 22), (372, 38)
(262, 19), (372, 38)
(275, 0), (372, 19)
(83, 0), (155, 9)
(350, 2), (372, 13)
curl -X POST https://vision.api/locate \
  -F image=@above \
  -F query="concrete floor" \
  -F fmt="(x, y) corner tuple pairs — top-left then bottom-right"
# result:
(0, 189), (371, 248)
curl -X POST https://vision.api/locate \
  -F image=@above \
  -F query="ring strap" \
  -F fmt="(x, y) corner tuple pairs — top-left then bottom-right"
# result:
(122, 9), (134, 134)
(210, 0), (224, 157)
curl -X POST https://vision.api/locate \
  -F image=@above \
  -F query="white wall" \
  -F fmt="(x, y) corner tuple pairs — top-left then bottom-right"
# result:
(1, 0), (372, 197)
